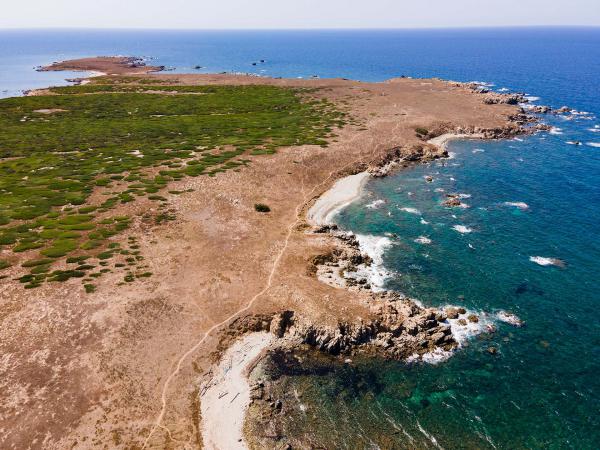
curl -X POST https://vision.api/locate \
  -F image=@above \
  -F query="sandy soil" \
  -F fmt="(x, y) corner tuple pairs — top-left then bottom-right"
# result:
(0, 58), (524, 449)
(200, 333), (274, 450)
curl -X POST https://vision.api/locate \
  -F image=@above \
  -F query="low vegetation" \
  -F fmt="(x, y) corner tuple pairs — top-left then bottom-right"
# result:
(254, 203), (271, 213)
(415, 127), (429, 138)
(0, 78), (345, 288)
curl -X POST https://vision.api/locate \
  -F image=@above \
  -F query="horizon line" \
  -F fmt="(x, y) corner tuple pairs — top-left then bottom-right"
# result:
(2, 25), (600, 31)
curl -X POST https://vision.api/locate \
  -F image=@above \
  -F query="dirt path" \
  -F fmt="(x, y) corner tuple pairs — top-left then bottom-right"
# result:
(142, 140), (371, 447)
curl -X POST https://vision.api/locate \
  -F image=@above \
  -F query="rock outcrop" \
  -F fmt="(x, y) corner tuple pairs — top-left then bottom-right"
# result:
(270, 292), (456, 359)
(367, 143), (447, 178)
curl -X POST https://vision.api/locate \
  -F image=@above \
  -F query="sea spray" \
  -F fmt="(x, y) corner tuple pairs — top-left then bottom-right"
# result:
(347, 234), (394, 291)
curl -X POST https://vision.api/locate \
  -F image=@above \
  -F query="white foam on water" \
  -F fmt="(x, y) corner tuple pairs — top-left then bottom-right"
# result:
(452, 225), (473, 233)
(472, 148), (485, 153)
(400, 207), (421, 215)
(350, 234), (394, 291)
(503, 201), (529, 210)
(529, 256), (566, 267)
(447, 152), (457, 159)
(447, 311), (494, 346)
(586, 142), (600, 148)
(496, 310), (525, 327)
(588, 127), (600, 133)
(408, 347), (453, 365)
(409, 307), (495, 365)
(524, 95), (540, 102)
(566, 141), (582, 145)
(513, 137), (524, 142)
(457, 193), (471, 199)
(366, 199), (385, 209)
(414, 236), (432, 244)
(549, 127), (564, 135)
(420, 218), (430, 225)
(498, 87), (509, 92)
(434, 188), (445, 193)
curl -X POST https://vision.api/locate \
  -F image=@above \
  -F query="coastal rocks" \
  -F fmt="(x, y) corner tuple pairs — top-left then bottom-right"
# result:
(445, 307), (460, 319)
(310, 230), (380, 291)
(496, 311), (525, 327)
(530, 105), (551, 114)
(313, 224), (338, 234)
(555, 106), (572, 114)
(367, 143), (447, 178)
(534, 123), (553, 132)
(442, 193), (469, 208)
(442, 195), (462, 207)
(269, 292), (457, 359)
(483, 93), (525, 105)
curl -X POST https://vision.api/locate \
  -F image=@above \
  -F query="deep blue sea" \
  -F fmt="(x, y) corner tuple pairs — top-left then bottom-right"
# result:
(1, 28), (598, 448)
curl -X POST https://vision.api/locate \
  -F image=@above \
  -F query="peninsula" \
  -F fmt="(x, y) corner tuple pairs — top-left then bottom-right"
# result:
(0, 56), (531, 449)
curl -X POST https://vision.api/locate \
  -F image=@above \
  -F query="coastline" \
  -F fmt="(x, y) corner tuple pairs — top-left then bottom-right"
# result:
(2, 55), (539, 448)
(427, 132), (485, 150)
(200, 332), (274, 450)
(306, 132), (484, 228)
(306, 172), (370, 226)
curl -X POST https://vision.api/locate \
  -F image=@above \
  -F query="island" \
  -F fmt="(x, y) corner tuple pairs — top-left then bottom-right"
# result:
(0, 56), (533, 449)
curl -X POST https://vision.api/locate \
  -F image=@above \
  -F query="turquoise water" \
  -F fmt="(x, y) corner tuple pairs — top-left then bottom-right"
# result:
(333, 133), (600, 448)
(1, 28), (599, 448)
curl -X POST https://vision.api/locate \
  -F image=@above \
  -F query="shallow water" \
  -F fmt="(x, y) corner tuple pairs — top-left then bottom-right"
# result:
(2, 27), (599, 448)
(333, 133), (600, 448)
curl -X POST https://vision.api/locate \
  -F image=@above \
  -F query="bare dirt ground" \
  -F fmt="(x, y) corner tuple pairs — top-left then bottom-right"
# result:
(0, 58), (520, 449)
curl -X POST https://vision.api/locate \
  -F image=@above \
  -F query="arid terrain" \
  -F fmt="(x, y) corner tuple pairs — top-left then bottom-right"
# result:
(0, 57), (525, 449)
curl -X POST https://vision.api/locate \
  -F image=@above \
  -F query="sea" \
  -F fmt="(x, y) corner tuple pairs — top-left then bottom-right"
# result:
(1, 28), (598, 448)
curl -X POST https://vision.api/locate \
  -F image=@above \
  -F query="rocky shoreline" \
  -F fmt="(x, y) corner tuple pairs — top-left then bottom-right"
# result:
(220, 105), (535, 358)
(5, 55), (544, 449)
(227, 107), (535, 448)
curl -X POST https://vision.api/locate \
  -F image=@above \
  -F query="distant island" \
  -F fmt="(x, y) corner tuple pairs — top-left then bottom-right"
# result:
(1, 56), (538, 449)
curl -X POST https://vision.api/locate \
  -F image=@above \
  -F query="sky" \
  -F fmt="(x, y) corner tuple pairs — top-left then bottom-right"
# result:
(1, 0), (599, 29)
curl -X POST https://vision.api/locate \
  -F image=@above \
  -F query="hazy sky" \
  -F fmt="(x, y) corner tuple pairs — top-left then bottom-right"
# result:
(2, 0), (599, 29)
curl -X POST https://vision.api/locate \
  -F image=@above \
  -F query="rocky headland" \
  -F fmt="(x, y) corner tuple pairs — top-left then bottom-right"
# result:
(1, 57), (535, 449)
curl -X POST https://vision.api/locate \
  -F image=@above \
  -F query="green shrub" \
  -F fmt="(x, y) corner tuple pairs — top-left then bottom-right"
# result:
(254, 203), (271, 213)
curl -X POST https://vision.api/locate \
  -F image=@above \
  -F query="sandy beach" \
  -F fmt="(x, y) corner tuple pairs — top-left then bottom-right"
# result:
(200, 332), (274, 449)
(427, 132), (485, 149)
(307, 172), (370, 226)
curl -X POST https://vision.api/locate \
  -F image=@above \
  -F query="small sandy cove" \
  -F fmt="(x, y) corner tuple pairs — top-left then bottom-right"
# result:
(306, 172), (370, 226)
(200, 333), (274, 449)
